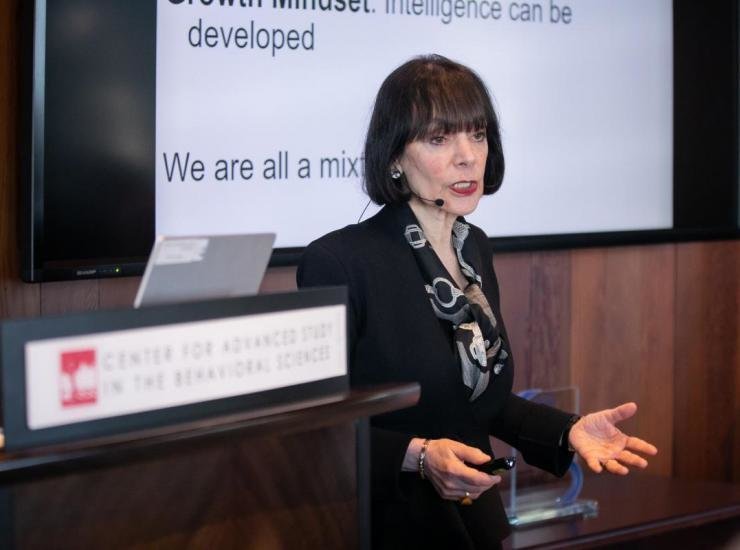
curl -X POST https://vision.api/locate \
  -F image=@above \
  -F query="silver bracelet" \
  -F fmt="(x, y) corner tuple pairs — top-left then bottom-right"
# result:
(418, 439), (430, 480)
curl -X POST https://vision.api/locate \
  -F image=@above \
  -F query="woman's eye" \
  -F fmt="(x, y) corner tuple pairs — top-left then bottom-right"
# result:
(429, 135), (446, 145)
(472, 131), (487, 142)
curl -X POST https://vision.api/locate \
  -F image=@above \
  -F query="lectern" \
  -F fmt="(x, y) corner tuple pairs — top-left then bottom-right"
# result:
(0, 289), (420, 549)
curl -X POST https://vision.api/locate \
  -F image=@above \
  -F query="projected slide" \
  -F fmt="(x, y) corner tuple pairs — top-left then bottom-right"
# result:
(155, 0), (672, 246)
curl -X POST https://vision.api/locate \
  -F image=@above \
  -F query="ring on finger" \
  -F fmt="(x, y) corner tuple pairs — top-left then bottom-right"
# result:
(459, 491), (473, 506)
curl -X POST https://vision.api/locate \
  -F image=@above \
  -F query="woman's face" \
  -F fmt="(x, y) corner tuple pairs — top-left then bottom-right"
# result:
(397, 129), (488, 217)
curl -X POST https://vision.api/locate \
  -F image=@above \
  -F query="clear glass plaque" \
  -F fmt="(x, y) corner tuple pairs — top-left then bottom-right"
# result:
(499, 386), (599, 528)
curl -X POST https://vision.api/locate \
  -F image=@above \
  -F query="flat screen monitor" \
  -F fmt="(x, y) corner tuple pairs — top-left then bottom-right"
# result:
(19, 0), (739, 282)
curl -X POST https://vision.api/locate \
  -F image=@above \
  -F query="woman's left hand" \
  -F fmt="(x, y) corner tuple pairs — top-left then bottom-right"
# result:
(568, 402), (658, 475)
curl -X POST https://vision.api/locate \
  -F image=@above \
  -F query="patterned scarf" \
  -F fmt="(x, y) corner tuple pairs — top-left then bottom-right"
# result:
(400, 205), (508, 402)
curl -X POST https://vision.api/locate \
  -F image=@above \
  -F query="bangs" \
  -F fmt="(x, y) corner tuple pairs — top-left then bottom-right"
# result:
(406, 67), (491, 141)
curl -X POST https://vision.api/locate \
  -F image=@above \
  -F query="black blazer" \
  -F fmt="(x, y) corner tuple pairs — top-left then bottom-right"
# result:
(298, 204), (574, 548)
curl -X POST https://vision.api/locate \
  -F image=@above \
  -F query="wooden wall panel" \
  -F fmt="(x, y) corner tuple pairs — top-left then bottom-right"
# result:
(99, 276), (141, 309)
(3, 265), (298, 318)
(736, 333), (740, 484)
(633, 245), (675, 477)
(493, 251), (572, 393)
(0, 0), (39, 321)
(259, 266), (297, 294)
(674, 240), (740, 482)
(527, 251), (572, 391)
(40, 280), (100, 316)
(570, 246), (675, 476)
(731, 348), (740, 483)
(493, 252), (533, 392)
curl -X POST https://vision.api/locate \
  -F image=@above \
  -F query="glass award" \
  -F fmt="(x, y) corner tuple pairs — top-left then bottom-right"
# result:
(499, 386), (599, 527)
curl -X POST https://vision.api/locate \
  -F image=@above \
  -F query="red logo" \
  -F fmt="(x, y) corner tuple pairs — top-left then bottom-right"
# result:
(60, 350), (98, 407)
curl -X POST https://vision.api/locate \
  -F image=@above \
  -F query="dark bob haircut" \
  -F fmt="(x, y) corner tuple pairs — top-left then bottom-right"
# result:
(363, 54), (505, 205)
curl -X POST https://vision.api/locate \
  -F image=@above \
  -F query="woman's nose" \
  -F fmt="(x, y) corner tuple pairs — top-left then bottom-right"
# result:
(453, 136), (476, 165)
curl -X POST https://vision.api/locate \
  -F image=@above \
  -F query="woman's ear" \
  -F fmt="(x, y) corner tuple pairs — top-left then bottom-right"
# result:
(389, 160), (403, 180)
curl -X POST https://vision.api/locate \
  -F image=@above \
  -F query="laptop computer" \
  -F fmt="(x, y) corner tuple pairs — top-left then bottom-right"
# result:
(134, 233), (275, 308)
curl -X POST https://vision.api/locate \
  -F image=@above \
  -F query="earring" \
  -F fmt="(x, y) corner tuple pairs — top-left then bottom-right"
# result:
(390, 167), (402, 180)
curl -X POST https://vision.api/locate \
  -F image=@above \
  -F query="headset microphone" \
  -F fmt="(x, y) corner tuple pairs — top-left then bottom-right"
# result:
(410, 190), (445, 208)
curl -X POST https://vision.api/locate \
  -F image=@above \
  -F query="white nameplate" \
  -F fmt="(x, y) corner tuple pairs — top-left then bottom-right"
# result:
(25, 305), (346, 430)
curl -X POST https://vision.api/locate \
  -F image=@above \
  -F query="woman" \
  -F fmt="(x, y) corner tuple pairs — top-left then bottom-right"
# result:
(297, 55), (657, 549)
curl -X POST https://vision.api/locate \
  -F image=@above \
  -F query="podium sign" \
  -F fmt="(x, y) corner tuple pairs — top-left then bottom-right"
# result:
(1, 288), (347, 451)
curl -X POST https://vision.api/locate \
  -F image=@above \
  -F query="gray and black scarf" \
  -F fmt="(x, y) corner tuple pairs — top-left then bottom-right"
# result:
(400, 205), (508, 401)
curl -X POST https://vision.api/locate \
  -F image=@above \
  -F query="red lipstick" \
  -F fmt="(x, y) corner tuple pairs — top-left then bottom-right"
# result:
(449, 181), (478, 196)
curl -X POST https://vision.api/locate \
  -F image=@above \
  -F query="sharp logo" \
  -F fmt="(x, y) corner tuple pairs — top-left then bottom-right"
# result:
(59, 350), (98, 407)
(76, 269), (96, 276)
